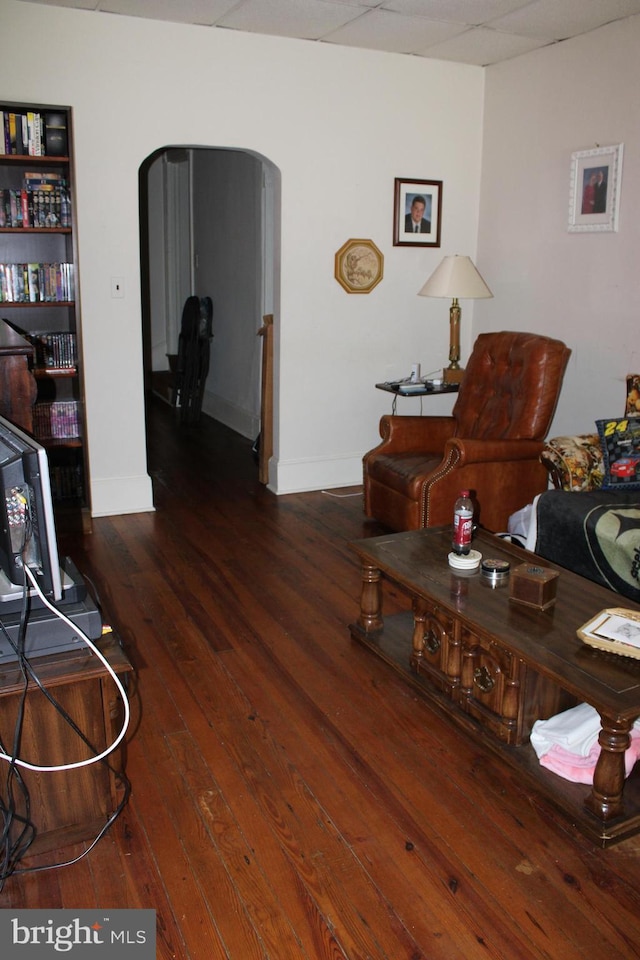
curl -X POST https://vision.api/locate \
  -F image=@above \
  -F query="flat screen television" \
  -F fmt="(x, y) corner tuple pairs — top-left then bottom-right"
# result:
(0, 414), (62, 604)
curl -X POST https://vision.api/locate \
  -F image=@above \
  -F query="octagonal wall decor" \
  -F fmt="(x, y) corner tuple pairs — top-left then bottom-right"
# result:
(334, 239), (384, 294)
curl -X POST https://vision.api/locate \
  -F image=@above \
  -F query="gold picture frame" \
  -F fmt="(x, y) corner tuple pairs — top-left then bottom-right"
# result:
(334, 238), (384, 294)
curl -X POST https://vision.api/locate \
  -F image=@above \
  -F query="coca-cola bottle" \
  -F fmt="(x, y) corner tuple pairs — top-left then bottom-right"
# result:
(452, 490), (473, 555)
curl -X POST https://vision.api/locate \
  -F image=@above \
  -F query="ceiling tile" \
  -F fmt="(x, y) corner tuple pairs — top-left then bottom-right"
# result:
(489, 0), (640, 40)
(16, 0), (99, 9)
(416, 25), (547, 66)
(322, 8), (466, 53)
(380, 0), (532, 25)
(99, 0), (238, 24)
(217, 0), (365, 39)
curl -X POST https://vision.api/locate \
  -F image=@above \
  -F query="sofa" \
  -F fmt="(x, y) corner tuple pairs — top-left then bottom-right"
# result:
(525, 376), (640, 604)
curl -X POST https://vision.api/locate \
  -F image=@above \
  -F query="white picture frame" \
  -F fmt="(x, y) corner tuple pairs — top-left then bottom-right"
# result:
(568, 143), (623, 233)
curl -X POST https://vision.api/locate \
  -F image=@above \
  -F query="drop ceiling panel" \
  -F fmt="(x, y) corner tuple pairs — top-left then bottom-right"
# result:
(380, 0), (532, 24)
(323, 8), (466, 54)
(216, 0), (365, 40)
(100, 0), (238, 24)
(489, 0), (640, 40)
(416, 25), (547, 66)
(12, 0), (640, 65)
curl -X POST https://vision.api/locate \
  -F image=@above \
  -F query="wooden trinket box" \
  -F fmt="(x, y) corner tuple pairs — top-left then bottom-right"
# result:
(509, 562), (559, 610)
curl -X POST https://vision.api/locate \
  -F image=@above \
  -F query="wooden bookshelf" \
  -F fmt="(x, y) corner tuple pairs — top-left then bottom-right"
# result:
(0, 102), (89, 530)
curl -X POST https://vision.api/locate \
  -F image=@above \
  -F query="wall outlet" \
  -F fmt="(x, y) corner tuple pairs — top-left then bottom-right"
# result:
(111, 277), (125, 298)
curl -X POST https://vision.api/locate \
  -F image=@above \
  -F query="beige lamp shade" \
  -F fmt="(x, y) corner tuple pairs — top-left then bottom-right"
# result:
(418, 255), (493, 300)
(417, 255), (493, 383)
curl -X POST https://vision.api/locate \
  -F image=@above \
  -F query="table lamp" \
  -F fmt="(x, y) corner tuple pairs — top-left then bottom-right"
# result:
(418, 255), (493, 384)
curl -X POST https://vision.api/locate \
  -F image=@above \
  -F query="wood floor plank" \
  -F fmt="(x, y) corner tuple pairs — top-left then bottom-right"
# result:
(124, 731), (233, 959)
(167, 729), (350, 960)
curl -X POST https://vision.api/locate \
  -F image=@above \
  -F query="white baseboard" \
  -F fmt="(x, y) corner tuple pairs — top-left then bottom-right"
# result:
(90, 474), (155, 517)
(269, 453), (363, 494)
(200, 390), (260, 440)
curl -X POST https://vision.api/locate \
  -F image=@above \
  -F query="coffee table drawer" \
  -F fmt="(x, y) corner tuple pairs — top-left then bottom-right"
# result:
(458, 626), (528, 744)
(410, 599), (460, 698)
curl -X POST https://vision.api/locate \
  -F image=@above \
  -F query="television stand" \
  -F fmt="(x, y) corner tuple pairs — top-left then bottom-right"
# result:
(0, 634), (133, 856)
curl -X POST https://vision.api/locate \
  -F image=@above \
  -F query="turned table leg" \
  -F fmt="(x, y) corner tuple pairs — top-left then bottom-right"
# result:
(358, 563), (383, 633)
(585, 713), (635, 822)
(411, 598), (428, 663)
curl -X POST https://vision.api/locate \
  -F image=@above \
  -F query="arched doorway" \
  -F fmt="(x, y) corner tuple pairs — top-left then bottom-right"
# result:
(138, 146), (280, 461)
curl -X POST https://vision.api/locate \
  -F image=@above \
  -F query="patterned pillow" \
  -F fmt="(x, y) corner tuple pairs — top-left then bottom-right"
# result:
(596, 417), (640, 491)
(541, 434), (603, 491)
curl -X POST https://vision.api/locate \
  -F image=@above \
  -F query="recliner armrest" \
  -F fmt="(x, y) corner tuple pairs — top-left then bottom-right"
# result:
(371, 415), (456, 456)
(445, 437), (545, 465)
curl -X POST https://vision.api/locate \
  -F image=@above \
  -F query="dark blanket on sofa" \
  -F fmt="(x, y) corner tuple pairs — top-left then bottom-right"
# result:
(534, 490), (640, 603)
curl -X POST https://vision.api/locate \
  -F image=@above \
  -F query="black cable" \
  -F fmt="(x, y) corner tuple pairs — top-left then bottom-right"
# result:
(0, 511), (38, 886)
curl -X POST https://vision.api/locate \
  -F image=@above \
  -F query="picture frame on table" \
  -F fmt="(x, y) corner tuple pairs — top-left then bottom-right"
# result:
(393, 178), (442, 247)
(568, 144), (623, 233)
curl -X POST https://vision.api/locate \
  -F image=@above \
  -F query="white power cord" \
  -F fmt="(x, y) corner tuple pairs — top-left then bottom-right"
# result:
(0, 564), (130, 774)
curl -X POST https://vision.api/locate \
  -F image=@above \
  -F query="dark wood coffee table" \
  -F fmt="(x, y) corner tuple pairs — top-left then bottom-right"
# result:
(349, 526), (640, 845)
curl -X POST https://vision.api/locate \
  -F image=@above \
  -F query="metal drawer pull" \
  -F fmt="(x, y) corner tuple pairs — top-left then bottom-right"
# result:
(424, 629), (440, 654)
(473, 666), (495, 693)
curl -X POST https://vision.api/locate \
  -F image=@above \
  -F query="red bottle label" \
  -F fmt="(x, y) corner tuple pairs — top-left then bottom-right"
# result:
(453, 512), (473, 548)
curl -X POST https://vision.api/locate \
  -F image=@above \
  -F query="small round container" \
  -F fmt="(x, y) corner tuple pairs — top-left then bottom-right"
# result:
(481, 558), (511, 587)
(448, 549), (482, 572)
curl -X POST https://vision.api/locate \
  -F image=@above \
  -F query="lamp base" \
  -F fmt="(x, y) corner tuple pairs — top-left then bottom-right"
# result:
(443, 365), (465, 384)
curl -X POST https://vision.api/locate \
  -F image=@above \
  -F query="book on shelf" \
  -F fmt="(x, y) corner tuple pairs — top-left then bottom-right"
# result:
(0, 261), (74, 302)
(49, 461), (83, 500)
(1, 109), (66, 158)
(33, 400), (81, 441)
(27, 112), (42, 156)
(0, 175), (71, 228)
(28, 331), (77, 370)
(43, 111), (68, 157)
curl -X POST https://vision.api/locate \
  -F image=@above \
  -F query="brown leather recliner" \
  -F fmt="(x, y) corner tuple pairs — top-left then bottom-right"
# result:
(363, 331), (571, 532)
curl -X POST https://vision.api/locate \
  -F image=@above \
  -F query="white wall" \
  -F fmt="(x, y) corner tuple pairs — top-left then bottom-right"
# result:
(477, 16), (640, 438)
(0, 0), (485, 511)
(192, 149), (263, 440)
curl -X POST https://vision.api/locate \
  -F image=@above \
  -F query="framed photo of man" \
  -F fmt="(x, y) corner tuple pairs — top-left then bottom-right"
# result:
(393, 178), (442, 247)
(568, 144), (624, 233)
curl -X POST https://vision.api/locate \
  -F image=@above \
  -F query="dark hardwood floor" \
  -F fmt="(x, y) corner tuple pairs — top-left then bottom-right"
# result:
(2, 394), (640, 959)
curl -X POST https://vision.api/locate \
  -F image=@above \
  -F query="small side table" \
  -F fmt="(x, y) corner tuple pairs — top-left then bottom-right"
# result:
(376, 380), (459, 412)
(375, 381), (459, 397)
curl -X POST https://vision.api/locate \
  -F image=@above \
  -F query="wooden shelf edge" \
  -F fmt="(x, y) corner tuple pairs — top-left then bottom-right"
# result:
(0, 154), (69, 165)
(0, 227), (71, 234)
(0, 301), (74, 308)
(34, 367), (78, 378)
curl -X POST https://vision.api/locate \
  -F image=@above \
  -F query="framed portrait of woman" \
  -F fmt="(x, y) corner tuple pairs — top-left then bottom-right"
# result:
(568, 144), (623, 233)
